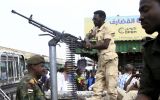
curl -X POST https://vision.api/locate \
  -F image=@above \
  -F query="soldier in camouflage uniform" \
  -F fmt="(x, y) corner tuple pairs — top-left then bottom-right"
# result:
(16, 55), (47, 100)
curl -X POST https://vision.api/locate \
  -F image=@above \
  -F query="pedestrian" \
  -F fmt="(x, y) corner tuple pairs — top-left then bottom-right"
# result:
(84, 10), (118, 100)
(41, 68), (50, 91)
(75, 68), (86, 91)
(87, 70), (96, 91)
(118, 64), (134, 90)
(16, 55), (47, 100)
(57, 61), (75, 92)
(136, 0), (160, 99)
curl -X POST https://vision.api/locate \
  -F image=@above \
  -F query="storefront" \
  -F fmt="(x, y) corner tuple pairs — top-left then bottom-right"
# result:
(77, 15), (157, 69)
(115, 40), (143, 68)
(76, 40), (143, 69)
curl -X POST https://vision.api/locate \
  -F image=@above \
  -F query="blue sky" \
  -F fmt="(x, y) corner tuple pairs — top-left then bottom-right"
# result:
(0, 0), (140, 59)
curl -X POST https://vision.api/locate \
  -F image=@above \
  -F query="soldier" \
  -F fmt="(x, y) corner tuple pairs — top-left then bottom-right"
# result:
(136, 0), (160, 99)
(16, 55), (47, 100)
(85, 10), (118, 100)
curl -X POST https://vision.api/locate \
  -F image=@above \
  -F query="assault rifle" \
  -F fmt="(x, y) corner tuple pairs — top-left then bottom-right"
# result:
(11, 10), (83, 48)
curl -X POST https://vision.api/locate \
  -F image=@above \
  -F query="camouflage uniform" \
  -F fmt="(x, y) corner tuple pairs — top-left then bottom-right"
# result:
(16, 74), (46, 100)
(16, 55), (46, 100)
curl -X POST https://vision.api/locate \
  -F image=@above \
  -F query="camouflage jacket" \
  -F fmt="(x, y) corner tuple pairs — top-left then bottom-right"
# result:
(16, 73), (46, 100)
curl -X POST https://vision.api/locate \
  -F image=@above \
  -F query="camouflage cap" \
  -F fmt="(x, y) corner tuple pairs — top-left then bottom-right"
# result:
(27, 55), (45, 65)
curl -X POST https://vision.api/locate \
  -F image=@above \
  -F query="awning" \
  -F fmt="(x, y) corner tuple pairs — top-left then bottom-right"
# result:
(75, 40), (142, 55)
(115, 40), (142, 53)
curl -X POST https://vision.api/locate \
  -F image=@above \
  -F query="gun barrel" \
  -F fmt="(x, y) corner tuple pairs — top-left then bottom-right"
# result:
(11, 10), (30, 20)
(11, 10), (62, 36)
(11, 10), (16, 13)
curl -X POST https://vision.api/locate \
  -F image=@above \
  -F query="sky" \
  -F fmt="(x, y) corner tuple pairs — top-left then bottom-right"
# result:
(0, 0), (140, 59)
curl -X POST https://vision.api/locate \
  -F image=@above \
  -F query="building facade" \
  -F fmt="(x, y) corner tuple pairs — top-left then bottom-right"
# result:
(76, 15), (158, 69)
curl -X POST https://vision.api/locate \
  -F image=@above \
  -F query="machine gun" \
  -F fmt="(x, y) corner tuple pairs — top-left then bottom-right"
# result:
(11, 10), (83, 49)
(12, 10), (83, 100)
(11, 10), (98, 100)
(11, 10), (98, 61)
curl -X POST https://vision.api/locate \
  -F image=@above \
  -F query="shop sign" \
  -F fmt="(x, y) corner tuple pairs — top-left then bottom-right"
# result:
(84, 16), (157, 40)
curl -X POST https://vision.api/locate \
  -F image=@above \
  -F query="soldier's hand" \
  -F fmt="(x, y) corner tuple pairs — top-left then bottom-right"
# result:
(91, 27), (98, 36)
(85, 42), (92, 49)
(87, 27), (98, 38)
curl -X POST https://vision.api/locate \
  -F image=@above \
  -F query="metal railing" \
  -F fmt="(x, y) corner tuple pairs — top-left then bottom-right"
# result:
(0, 88), (10, 100)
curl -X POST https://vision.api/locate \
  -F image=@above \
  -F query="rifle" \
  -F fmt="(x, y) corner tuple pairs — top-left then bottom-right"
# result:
(11, 10), (83, 48)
